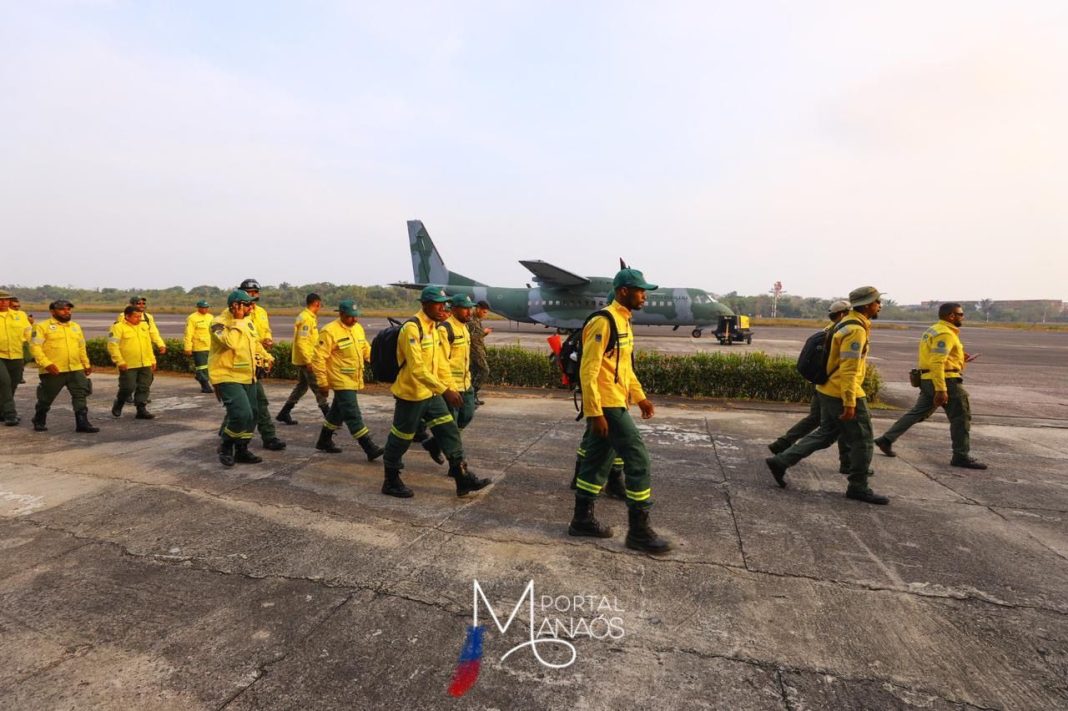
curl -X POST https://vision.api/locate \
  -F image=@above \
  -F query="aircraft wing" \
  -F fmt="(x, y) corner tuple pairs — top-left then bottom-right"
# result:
(518, 260), (590, 288)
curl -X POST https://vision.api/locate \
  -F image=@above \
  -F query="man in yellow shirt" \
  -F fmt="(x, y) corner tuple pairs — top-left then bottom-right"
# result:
(310, 299), (384, 460)
(569, 268), (670, 553)
(108, 305), (158, 419)
(29, 300), (98, 433)
(277, 292), (331, 425)
(183, 299), (214, 393)
(235, 278), (285, 452)
(766, 286), (890, 505)
(380, 286), (491, 499)
(0, 290), (33, 426)
(209, 289), (263, 467)
(875, 303), (986, 469)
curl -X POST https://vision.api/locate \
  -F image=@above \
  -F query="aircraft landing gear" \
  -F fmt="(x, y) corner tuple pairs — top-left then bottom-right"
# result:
(691, 328), (702, 338)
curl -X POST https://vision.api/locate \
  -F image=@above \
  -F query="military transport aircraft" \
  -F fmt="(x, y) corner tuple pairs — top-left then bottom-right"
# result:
(395, 220), (734, 336)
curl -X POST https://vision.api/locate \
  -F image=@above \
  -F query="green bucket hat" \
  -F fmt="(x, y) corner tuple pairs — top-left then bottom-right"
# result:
(848, 286), (883, 308)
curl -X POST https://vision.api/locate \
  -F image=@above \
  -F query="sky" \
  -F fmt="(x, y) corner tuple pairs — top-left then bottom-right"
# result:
(2, 0), (1066, 304)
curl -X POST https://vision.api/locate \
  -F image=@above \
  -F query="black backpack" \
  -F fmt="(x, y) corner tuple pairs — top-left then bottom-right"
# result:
(370, 317), (423, 383)
(556, 310), (623, 418)
(796, 318), (860, 384)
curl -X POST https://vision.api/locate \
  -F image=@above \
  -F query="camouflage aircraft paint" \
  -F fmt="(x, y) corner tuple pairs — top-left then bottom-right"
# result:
(397, 221), (733, 336)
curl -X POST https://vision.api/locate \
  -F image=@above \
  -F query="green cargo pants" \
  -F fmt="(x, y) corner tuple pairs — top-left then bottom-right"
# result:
(284, 367), (329, 411)
(35, 370), (91, 416)
(574, 407), (653, 510)
(0, 358), (25, 422)
(192, 351), (210, 387)
(217, 382), (257, 443)
(324, 389), (370, 439)
(219, 381), (274, 442)
(880, 379), (971, 458)
(384, 395), (464, 470)
(769, 392), (851, 469)
(450, 388), (477, 430)
(117, 366), (154, 406)
(770, 394), (874, 494)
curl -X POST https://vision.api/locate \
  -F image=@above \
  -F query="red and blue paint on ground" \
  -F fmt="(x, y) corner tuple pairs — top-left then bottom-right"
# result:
(446, 624), (485, 697)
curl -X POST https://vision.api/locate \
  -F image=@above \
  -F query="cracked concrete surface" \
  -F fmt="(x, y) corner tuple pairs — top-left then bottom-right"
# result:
(1, 372), (1066, 710)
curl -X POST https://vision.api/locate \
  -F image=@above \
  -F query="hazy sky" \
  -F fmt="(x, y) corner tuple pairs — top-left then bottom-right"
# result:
(3, 1), (1066, 304)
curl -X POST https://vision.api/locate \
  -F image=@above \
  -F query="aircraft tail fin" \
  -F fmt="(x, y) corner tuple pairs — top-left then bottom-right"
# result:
(407, 220), (486, 287)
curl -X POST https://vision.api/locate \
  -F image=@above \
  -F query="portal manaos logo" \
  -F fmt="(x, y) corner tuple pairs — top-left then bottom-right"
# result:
(447, 579), (625, 697)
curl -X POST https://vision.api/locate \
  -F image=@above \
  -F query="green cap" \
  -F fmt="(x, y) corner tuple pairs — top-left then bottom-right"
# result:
(419, 285), (450, 303)
(848, 286), (883, 308)
(448, 294), (476, 308)
(612, 268), (658, 291)
(337, 299), (360, 316)
(227, 289), (253, 306)
(196, 299), (210, 308)
(130, 295), (147, 305)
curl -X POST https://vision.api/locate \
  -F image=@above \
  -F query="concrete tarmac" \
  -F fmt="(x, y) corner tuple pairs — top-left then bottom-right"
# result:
(1, 371), (1066, 709)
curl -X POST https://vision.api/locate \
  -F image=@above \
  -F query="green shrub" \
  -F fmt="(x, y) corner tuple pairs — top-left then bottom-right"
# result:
(83, 338), (880, 403)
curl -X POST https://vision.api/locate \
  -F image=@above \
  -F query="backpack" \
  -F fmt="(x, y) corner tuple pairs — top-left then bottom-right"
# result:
(556, 310), (623, 419)
(796, 318), (860, 385)
(440, 320), (456, 344)
(370, 317), (423, 383)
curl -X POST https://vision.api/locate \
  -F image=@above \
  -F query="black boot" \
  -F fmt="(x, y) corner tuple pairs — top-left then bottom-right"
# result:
(234, 441), (262, 464)
(275, 403), (298, 425)
(421, 436), (445, 465)
(218, 440), (235, 467)
(315, 426), (342, 453)
(449, 461), (491, 497)
(568, 498), (613, 538)
(382, 468), (413, 498)
(135, 404), (156, 420)
(357, 434), (385, 462)
(625, 508), (671, 554)
(605, 466), (627, 500)
(74, 409), (99, 433)
(195, 373), (213, 393)
(32, 409), (47, 432)
(111, 397), (124, 418)
(262, 437), (286, 451)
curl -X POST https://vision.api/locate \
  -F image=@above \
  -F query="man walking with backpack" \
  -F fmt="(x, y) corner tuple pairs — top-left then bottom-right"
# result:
(379, 286), (491, 498)
(765, 286), (890, 505)
(768, 300), (852, 472)
(568, 268), (671, 553)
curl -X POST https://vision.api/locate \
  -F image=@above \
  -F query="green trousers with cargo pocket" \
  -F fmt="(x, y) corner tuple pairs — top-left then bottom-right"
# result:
(880, 379), (971, 458)
(574, 407), (653, 510)
(217, 382), (257, 443)
(0, 358), (25, 422)
(36, 370), (90, 416)
(324, 389), (370, 439)
(770, 394), (874, 494)
(383, 395), (464, 470)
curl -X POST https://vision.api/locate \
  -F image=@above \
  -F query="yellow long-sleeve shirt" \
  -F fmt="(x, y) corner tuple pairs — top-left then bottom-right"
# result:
(919, 320), (966, 391)
(291, 308), (319, 366)
(580, 302), (647, 418)
(0, 310), (32, 360)
(183, 311), (214, 352)
(441, 315), (471, 391)
(208, 312), (259, 384)
(31, 318), (91, 373)
(115, 311), (165, 350)
(249, 305), (272, 343)
(312, 319), (370, 390)
(391, 311), (454, 401)
(108, 319), (157, 369)
(816, 311), (871, 407)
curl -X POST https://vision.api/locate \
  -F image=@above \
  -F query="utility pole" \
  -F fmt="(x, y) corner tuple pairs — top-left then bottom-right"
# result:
(769, 281), (784, 318)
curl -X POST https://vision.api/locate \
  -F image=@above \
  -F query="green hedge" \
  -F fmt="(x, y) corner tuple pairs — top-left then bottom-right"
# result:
(83, 338), (881, 404)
